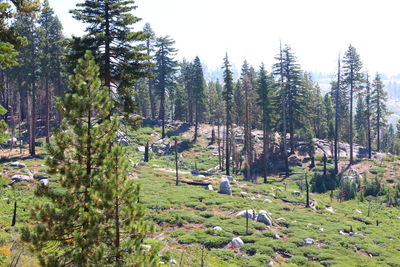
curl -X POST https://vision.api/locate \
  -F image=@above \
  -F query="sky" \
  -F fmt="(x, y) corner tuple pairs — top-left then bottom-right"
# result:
(49, 0), (400, 76)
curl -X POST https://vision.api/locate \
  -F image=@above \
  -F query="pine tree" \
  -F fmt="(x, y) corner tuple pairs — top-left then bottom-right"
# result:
(256, 63), (277, 182)
(154, 36), (178, 138)
(21, 52), (156, 266)
(274, 44), (305, 155)
(371, 73), (388, 151)
(13, 14), (39, 156)
(71, 0), (150, 112)
(37, 0), (65, 143)
(342, 45), (363, 164)
(0, 0), (39, 69)
(222, 54), (234, 175)
(193, 56), (205, 142)
(365, 73), (372, 158)
(143, 23), (157, 119)
(354, 95), (367, 146)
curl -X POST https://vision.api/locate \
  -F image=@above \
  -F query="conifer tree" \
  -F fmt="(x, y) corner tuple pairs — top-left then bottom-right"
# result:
(143, 23), (157, 119)
(154, 35), (178, 138)
(22, 52), (156, 266)
(37, 0), (64, 143)
(371, 73), (388, 151)
(193, 56), (205, 142)
(355, 95), (367, 146)
(222, 54), (234, 175)
(274, 44), (305, 155)
(257, 63), (277, 182)
(71, 0), (150, 112)
(342, 45), (363, 164)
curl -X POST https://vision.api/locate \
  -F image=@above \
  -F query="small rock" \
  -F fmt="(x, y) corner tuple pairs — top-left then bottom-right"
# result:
(10, 162), (26, 168)
(207, 185), (214, 191)
(170, 259), (177, 265)
(306, 223), (312, 228)
(268, 260), (275, 266)
(263, 199), (272, 203)
(137, 146), (146, 152)
(39, 179), (49, 186)
(273, 234), (280, 239)
(339, 230), (346, 236)
(325, 206), (335, 213)
(355, 209), (363, 214)
(291, 191), (301, 196)
(276, 217), (285, 222)
(213, 226), (222, 231)
(231, 237), (244, 247)
(304, 238), (314, 245)
(396, 217), (400, 220)
(319, 227), (324, 232)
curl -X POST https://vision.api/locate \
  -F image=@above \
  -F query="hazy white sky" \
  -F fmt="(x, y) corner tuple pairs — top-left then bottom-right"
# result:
(49, 0), (400, 75)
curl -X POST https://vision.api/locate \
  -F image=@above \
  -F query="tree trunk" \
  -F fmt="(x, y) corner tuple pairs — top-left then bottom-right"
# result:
(45, 76), (50, 144)
(104, 2), (111, 96)
(334, 56), (340, 174)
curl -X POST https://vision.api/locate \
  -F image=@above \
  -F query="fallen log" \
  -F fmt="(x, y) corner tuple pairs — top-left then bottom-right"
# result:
(180, 181), (211, 186)
(352, 217), (372, 225)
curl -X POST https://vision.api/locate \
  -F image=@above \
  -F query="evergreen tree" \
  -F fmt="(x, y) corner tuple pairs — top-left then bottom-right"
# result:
(71, 0), (150, 112)
(371, 73), (388, 151)
(143, 23), (157, 119)
(192, 56), (205, 142)
(342, 45), (363, 164)
(222, 53), (234, 175)
(22, 52), (156, 266)
(13, 14), (39, 156)
(354, 95), (367, 146)
(274, 44), (305, 155)
(154, 35), (178, 138)
(0, 0), (39, 69)
(256, 63), (277, 182)
(37, 0), (65, 143)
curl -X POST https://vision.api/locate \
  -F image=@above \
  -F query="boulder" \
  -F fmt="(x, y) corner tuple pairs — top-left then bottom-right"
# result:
(310, 199), (318, 211)
(355, 209), (363, 214)
(257, 211), (273, 226)
(151, 139), (172, 156)
(11, 174), (32, 183)
(213, 226), (222, 231)
(273, 234), (280, 239)
(237, 209), (257, 220)
(207, 185), (214, 191)
(230, 237), (244, 247)
(263, 199), (272, 203)
(304, 238), (314, 245)
(9, 162), (26, 168)
(219, 178), (232, 195)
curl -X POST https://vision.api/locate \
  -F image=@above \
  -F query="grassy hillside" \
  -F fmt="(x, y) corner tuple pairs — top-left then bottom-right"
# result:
(0, 125), (400, 266)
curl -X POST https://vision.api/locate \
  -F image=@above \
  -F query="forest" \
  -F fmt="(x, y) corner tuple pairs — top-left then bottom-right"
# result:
(1, 0), (400, 266)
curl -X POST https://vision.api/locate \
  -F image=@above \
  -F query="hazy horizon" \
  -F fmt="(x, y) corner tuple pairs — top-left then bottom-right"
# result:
(49, 0), (400, 76)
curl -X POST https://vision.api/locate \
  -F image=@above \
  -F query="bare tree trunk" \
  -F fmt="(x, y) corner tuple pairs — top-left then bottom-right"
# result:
(334, 55), (340, 174)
